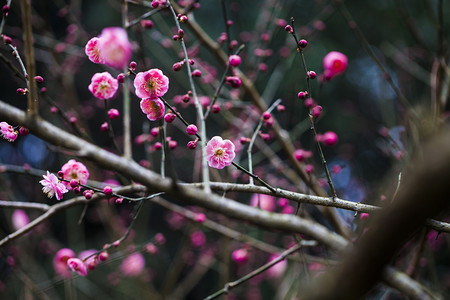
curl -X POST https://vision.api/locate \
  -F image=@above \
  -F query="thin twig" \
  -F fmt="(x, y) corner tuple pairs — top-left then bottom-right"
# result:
(167, 0), (210, 193)
(289, 17), (337, 198)
(204, 242), (315, 300)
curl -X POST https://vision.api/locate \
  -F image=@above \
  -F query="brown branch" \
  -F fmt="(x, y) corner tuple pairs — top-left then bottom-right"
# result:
(20, 0), (38, 117)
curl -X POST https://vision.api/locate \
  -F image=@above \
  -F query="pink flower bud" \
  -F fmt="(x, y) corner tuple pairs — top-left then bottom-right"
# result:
(232, 248), (249, 264)
(304, 98), (315, 108)
(103, 186), (113, 195)
(129, 61), (137, 70)
(187, 140), (197, 149)
(186, 124), (198, 135)
(108, 108), (120, 119)
(293, 149), (313, 162)
(305, 164), (315, 174)
(360, 213), (370, 221)
(195, 213), (206, 223)
(311, 105), (323, 118)
(297, 91), (308, 99)
(191, 69), (202, 77)
(262, 111), (271, 120)
(98, 251), (109, 262)
(172, 62), (183, 71)
(154, 142), (162, 150)
(284, 25), (293, 33)
(19, 127), (29, 136)
(211, 104), (220, 113)
(179, 15), (188, 22)
(317, 131), (338, 147)
(115, 197), (123, 204)
(307, 71), (316, 79)
(117, 73), (125, 83)
(83, 190), (93, 200)
(69, 179), (79, 188)
(228, 55), (242, 67)
(100, 122), (108, 132)
(154, 233), (166, 245)
(145, 243), (158, 255)
(150, 127), (159, 137)
(140, 19), (154, 29)
(34, 76), (44, 83)
(298, 39), (308, 48)
(164, 113), (176, 123)
(168, 140), (177, 149)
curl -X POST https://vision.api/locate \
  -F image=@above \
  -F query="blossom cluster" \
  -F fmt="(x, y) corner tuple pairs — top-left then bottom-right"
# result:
(134, 68), (169, 121)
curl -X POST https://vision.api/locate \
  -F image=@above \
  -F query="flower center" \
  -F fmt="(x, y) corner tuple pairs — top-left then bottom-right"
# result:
(100, 82), (109, 90)
(147, 80), (156, 90)
(215, 148), (224, 156)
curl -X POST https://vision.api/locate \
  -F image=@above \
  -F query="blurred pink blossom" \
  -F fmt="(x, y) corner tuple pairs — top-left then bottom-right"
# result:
(97, 27), (132, 69)
(54, 248), (75, 278)
(12, 210), (29, 231)
(250, 194), (276, 212)
(232, 248), (249, 264)
(323, 51), (348, 79)
(120, 253), (145, 277)
(67, 258), (87, 277)
(266, 254), (287, 278)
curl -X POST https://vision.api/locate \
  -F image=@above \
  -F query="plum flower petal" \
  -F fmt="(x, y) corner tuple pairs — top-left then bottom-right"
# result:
(97, 27), (132, 69)
(205, 136), (236, 169)
(134, 69), (169, 99)
(85, 37), (104, 64)
(140, 98), (165, 121)
(67, 258), (87, 277)
(61, 159), (90, 190)
(0, 121), (18, 142)
(40, 171), (68, 200)
(88, 72), (119, 100)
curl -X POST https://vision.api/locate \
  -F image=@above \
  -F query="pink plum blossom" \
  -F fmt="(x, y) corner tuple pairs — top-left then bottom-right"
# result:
(134, 69), (169, 99)
(67, 258), (88, 277)
(190, 230), (206, 247)
(266, 254), (287, 278)
(323, 51), (348, 79)
(120, 252), (145, 277)
(61, 159), (90, 190)
(54, 248), (75, 278)
(88, 72), (119, 100)
(0, 121), (18, 142)
(12, 210), (29, 231)
(98, 27), (132, 69)
(40, 171), (68, 200)
(250, 194), (276, 212)
(140, 98), (165, 121)
(85, 37), (104, 64)
(232, 248), (249, 264)
(205, 136), (236, 169)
